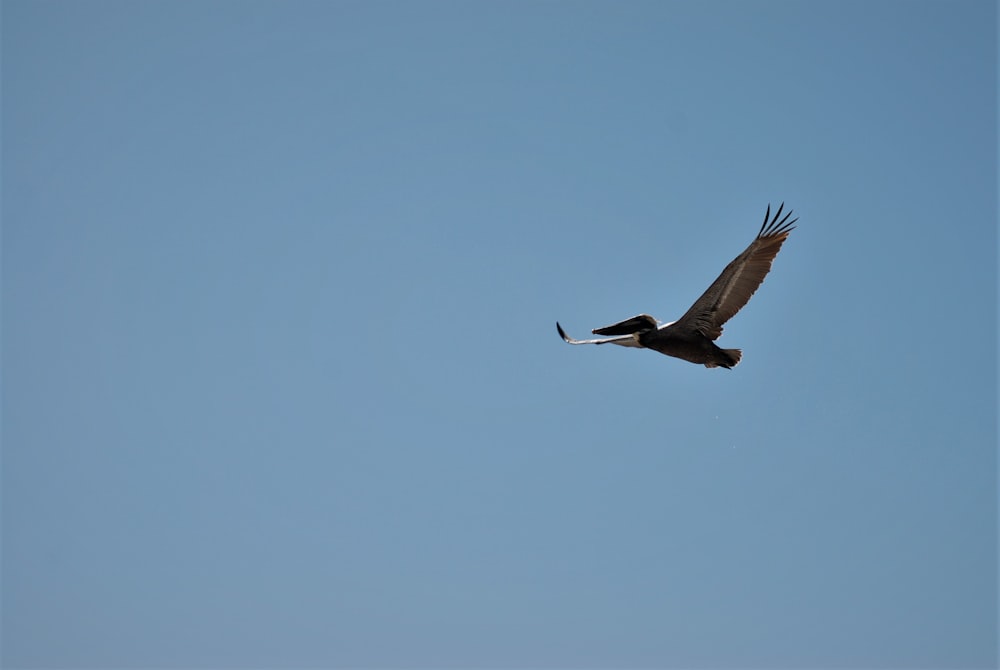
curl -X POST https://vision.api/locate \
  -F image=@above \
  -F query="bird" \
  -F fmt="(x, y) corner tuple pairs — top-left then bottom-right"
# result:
(556, 203), (796, 369)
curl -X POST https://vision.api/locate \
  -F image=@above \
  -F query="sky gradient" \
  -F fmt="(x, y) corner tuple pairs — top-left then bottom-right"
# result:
(3, 1), (997, 667)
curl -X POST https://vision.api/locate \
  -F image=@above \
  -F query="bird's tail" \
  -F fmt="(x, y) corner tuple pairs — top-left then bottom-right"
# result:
(720, 348), (742, 369)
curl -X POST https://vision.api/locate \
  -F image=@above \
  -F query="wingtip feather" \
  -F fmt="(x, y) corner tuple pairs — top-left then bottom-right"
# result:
(758, 202), (796, 238)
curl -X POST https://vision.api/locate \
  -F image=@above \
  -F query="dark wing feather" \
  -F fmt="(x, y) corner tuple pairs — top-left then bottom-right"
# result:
(592, 314), (658, 336)
(674, 203), (796, 340)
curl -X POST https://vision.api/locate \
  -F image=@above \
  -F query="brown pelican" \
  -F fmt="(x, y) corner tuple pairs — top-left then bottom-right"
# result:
(556, 203), (796, 369)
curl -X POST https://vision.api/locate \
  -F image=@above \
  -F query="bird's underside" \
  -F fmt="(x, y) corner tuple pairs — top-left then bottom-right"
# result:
(557, 317), (743, 369)
(556, 203), (796, 369)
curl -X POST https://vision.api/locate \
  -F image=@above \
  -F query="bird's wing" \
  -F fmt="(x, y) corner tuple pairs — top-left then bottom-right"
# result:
(674, 203), (796, 340)
(556, 322), (644, 348)
(592, 314), (658, 336)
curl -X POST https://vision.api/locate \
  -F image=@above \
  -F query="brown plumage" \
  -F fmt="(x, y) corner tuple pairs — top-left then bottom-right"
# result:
(556, 203), (796, 369)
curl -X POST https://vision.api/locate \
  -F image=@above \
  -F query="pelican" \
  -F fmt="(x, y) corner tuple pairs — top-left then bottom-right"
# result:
(556, 203), (796, 369)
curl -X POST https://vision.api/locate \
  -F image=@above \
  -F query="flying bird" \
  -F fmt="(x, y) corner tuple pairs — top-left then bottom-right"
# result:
(556, 203), (796, 369)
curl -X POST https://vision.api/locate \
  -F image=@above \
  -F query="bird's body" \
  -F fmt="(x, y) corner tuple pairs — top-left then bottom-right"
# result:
(644, 322), (743, 368)
(556, 203), (796, 369)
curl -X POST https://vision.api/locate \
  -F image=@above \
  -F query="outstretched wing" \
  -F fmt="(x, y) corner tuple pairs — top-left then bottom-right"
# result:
(674, 203), (796, 340)
(556, 322), (644, 348)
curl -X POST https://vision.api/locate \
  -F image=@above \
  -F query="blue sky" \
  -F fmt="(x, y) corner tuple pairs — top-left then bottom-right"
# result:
(2, 1), (996, 667)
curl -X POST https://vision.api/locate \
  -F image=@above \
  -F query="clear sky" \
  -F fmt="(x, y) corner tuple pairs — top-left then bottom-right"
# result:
(2, 1), (996, 668)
